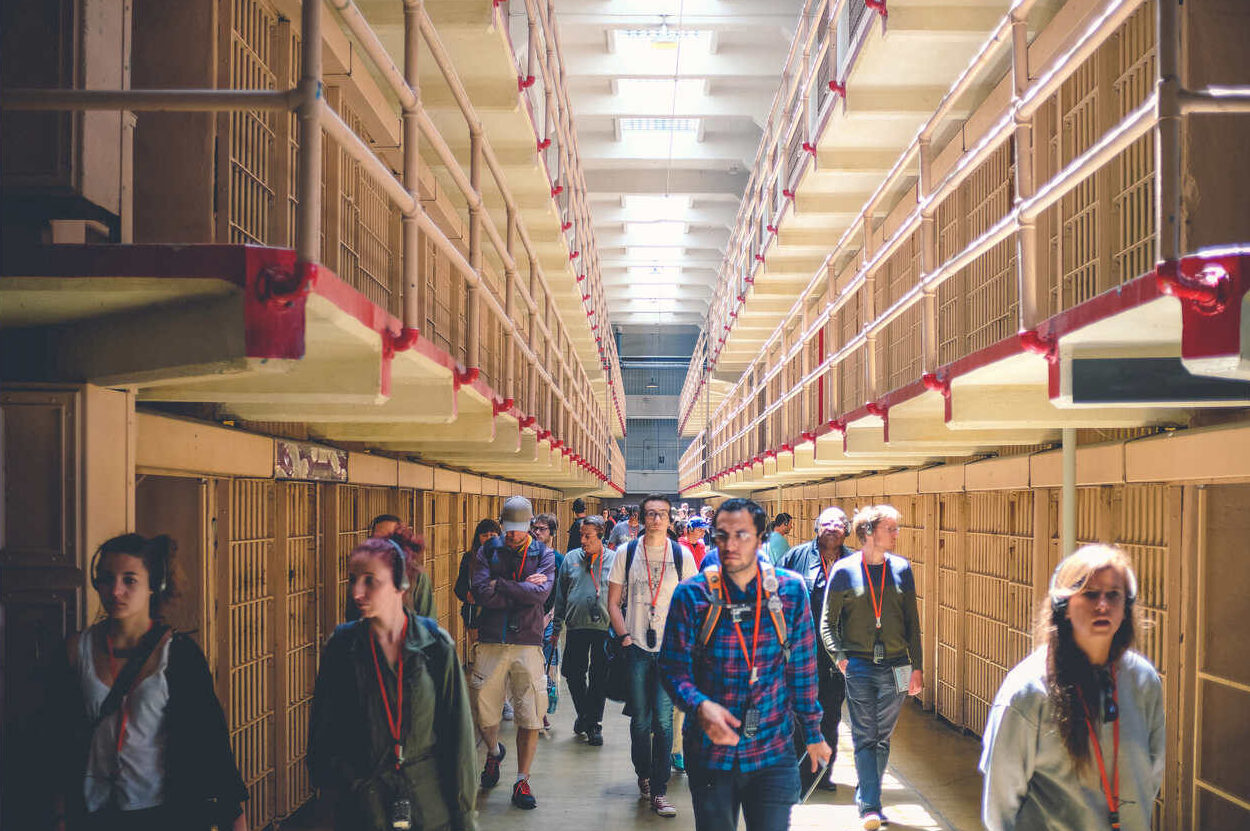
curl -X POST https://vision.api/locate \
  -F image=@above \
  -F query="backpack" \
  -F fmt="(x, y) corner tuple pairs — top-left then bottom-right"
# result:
(694, 563), (790, 665)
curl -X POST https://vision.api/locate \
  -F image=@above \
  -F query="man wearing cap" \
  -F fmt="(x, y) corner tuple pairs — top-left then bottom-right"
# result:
(778, 506), (856, 792)
(469, 496), (556, 810)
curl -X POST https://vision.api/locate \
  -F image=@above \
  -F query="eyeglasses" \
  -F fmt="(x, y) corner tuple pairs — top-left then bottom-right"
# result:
(712, 530), (759, 545)
(644, 510), (668, 520)
(1079, 589), (1125, 606)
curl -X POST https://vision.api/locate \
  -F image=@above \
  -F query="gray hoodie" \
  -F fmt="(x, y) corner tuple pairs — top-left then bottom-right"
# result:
(552, 546), (615, 634)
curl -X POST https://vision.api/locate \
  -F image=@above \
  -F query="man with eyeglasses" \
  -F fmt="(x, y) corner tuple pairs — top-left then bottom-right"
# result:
(778, 506), (856, 792)
(606, 504), (642, 550)
(659, 497), (830, 831)
(607, 493), (697, 818)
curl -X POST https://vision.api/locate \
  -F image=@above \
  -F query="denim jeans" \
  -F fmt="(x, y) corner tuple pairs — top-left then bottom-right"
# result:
(843, 656), (907, 815)
(625, 645), (673, 796)
(686, 757), (799, 831)
(562, 628), (609, 727)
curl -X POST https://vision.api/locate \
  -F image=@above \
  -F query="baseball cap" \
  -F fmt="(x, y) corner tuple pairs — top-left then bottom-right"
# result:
(688, 517), (708, 530)
(500, 496), (535, 533)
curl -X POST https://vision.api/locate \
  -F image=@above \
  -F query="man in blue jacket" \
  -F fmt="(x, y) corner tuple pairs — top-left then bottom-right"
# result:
(469, 496), (556, 810)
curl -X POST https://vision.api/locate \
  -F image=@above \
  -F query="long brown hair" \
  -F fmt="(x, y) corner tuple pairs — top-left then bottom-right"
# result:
(1035, 544), (1142, 767)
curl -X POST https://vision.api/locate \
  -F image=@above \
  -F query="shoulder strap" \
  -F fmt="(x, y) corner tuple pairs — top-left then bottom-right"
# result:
(92, 623), (170, 729)
(697, 567), (726, 650)
(671, 539), (684, 580)
(760, 563), (788, 650)
(623, 538), (639, 607)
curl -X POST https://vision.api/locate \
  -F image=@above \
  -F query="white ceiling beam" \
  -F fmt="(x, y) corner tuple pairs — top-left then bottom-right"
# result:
(588, 202), (738, 226)
(553, 0), (802, 27)
(569, 90), (774, 119)
(584, 168), (748, 195)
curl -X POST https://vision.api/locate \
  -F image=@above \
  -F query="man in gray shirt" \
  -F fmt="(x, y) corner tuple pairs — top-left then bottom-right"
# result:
(552, 515), (614, 746)
(606, 504), (641, 550)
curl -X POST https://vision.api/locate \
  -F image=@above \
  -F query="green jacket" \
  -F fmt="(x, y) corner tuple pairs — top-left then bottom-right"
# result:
(308, 611), (477, 831)
(552, 547), (615, 634)
(820, 552), (923, 671)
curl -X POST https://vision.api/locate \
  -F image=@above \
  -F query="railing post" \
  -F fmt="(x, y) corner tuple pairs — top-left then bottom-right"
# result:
(296, 0), (323, 270)
(919, 136), (939, 372)
(505, 207), (517, 401)
(1011, 9), (1042, 331)
(402, 0), (424, 334)
(466, 129), (482, 371)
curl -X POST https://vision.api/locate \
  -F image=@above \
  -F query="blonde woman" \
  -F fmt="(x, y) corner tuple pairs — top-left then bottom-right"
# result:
(980, 545), (1164, 831)
(819, 505), (923, 830)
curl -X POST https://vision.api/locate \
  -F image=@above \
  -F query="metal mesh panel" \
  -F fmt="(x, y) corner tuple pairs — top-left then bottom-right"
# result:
(966, 238), (1018, 353)
(281, 483), (319, 816)
(876, 304), (923, 395)
(336, 104), (397, 313)
(874, 237), (919, 313)
(226, 0), (277, 245)
(228, 478), (275, 831)
(963, 491), (1034, 735)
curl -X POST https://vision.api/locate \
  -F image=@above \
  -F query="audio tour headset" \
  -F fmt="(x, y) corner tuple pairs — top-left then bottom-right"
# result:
(1049, 555), (1137, 616)
(384, 538), (412, 592)
(89, 534), (172, 597)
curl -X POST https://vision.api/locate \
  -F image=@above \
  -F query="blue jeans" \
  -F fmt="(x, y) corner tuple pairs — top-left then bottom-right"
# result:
(686, 757), (799, 831)
(625, 645), (673, 796)
(843, 657), (907, 815)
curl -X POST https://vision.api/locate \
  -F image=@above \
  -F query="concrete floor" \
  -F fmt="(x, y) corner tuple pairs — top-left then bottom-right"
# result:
(292, 678), (986, 831)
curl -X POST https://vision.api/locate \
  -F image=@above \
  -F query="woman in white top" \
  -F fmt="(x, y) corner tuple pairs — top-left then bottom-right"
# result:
(48, 534), (247, 831)
(980, 544), (1165, 831)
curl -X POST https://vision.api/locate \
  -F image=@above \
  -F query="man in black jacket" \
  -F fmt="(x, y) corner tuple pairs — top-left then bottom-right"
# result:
(777, 506), (855, 791)
(566, 498), (588, 553)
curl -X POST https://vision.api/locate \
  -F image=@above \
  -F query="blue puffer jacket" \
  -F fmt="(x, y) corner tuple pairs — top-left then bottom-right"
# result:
(469, 536), (555, 646)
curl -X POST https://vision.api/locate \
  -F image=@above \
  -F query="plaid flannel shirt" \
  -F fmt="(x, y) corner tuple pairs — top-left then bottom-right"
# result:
(659, 565), (823, 772)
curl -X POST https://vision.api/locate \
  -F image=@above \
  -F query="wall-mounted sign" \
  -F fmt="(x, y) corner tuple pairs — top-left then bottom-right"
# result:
(275, 439), (349, 482)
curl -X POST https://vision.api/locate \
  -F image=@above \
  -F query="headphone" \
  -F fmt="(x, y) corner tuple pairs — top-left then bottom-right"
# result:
(1049, 560), (1137, 615)
(90, 534), (170, 596)
(384, 538), (412, 592)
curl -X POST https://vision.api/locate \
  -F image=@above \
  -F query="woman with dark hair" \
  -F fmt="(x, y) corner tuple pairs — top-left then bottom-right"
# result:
(309, 538), (477, 831)
(47, 534), (248, 830)
(980, 544), (1164, 831)
(454, 519), (502, 641)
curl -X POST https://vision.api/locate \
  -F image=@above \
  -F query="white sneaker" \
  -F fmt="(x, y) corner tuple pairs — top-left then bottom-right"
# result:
(861, 813), (882, 830)
(651, 795), (678, 818)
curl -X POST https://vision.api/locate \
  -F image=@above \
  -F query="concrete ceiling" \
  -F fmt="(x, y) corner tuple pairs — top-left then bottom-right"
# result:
(554, 0), (804, 328)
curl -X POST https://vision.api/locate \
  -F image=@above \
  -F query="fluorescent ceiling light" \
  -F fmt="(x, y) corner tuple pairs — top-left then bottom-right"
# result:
(627, 246), (684, 261)
(619, 117), (700, 136)
(626, 221), (686, 245)
(623, 195), (691, 220)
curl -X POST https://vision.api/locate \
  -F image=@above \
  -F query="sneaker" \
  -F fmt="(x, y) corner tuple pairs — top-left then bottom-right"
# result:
(547, 678), (558, 714)
(670, 752), (685, 772)
(502, 701), (514, 721)
(572, 717), (586, 737)
(542, 715), (551, 731)
(480, 744), (506, 788)
(650, 794), (678, 818)
(878, 812), (890, 827)
(511, 778), (537, 810)
(637, 777), (651, 801)
(816, 777), (838, 792)
(861, 812), (882, 831)
(586, 725), (603, 746)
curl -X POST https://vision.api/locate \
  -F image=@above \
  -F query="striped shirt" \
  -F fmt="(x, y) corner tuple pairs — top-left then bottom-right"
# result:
(659, 566), (823, 772)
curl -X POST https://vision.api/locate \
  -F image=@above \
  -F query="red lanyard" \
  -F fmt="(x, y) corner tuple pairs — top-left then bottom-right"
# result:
(511, 536), (532, 581)
(722, 572), (764, 685)
(106, 621), (154, 754)
(1079, 667), (1121, 829)
(587, 550), (602, 596)
(819, 552), (836, 585)
(862, 558), (887, 629)
(642, 543), (668, 612)
(369, 619), (408, 769)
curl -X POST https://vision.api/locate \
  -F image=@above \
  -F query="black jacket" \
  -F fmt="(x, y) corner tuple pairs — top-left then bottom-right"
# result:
(47, 628), (247, 830)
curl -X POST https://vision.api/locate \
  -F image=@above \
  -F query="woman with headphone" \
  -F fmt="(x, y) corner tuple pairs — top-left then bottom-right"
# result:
(308, 537), (477, 831)
(47, 533), (248, 830)
(980, 545), (1164, 831)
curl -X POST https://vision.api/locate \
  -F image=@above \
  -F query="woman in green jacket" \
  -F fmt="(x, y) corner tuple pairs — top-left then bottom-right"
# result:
(309, 538), (477, 831)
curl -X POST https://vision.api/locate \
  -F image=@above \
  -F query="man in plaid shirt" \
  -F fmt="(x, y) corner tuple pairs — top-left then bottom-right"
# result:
(660, 497), (832, 831)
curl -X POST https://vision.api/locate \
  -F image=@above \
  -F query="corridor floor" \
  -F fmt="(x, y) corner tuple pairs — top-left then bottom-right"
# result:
(469, 684), (984, 831)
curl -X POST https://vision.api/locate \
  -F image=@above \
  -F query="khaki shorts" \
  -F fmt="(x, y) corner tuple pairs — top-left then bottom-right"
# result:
(469, 642), (548, 730)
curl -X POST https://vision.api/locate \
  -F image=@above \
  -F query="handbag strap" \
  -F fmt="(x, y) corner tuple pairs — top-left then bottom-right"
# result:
(92, 623), (170, 729)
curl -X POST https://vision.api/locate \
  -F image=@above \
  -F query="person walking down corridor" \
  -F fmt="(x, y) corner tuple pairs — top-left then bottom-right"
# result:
(469, 497), (556, 810)
(552, 515), (615, 747)
(778, 506), (856, 792)
(979, 545), (1164, 831)
(309, 537), (477, 831)
(821, 505), (923, 831)
(531, 512), (565, 727)
(607, 493), (697, 818)
(660, 498), (830, 831)
(44, 534), (249, 831)
(606, 504), (641, 550)
(454, 519), (502, 657)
